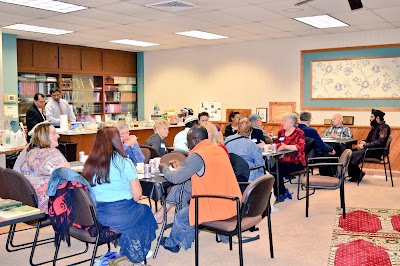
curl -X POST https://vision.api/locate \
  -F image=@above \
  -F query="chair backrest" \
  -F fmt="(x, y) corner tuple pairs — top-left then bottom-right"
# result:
(337, 149), (352, 178)
(72, 187), (96, 227)
(305, 137), (316, 160)
(241, 174), (275, 218)
(1, 168), (38, 207)
(139, 144), (161, 159)
(229, 153), (250, 183)
(0, 167), (10, 199)
(140, 147), (151, 164)
(385, 135), (393, 156)
(160, 153), (186, 164)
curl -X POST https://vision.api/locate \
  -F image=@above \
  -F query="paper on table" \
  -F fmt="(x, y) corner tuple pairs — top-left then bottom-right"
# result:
(321, 138), (337, 142)
(169, 166), (177, 171)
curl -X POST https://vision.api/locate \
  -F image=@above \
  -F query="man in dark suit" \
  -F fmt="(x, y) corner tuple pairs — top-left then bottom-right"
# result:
(297, 111), (336, 157)
(26, 93), (46, 141)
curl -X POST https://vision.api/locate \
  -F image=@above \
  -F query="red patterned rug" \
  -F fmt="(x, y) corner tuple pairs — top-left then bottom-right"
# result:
(329, 207), (400, 266)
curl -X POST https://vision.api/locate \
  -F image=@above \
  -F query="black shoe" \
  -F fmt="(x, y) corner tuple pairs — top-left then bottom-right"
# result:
(160, 237), (180, 253)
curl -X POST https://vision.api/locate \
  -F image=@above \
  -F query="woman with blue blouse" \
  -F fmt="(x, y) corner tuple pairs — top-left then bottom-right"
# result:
(81, 127), (157, 264)
(224, 120), (265, 181)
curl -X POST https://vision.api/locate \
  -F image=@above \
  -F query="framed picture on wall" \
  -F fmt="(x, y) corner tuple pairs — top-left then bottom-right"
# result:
(256, 108), (268, 122)
(343, 116), (354, 125)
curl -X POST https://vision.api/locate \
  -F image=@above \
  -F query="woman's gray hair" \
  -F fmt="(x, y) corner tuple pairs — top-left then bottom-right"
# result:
(283, 113), (298, 127)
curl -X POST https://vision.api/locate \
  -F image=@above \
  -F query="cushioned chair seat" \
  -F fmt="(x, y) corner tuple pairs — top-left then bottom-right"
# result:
(202, 216), (262, 232)
(363, 158), (382, 163)
(69, 226), (97, 243)
(301, 176), (340, 187)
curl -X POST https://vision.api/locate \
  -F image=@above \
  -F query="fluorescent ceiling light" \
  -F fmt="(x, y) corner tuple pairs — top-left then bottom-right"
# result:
(175, 30), (228, 40)
(3, 23), (73, 35)
(0, 0), (87, 13)
(294, 15), (348, 29)
(110, 39), (160, 47)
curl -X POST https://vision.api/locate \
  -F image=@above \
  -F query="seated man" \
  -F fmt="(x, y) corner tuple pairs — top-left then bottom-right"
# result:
(249, 114), (272, 146)
(323, 114), (353, 139)
(159, 125), (242, 252)
(298, 111), (336, 157)
(173, 116), (198, 152)
(348, 109), (391, 183)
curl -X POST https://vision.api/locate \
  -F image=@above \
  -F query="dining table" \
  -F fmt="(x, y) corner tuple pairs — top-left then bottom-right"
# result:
(262, 149), (297, 202)
(322, 138), (357, 154)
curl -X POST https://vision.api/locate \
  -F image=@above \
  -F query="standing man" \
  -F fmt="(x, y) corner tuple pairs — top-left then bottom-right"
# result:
(26, 93), (46, 142)
(159, 125), (242, 253)
(45, 88), (76, 127)
(323, 114), (353, 139)
(348, 109), (391, 183)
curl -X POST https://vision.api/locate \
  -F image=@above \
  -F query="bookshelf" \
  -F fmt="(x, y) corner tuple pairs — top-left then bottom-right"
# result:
(104, 76), (137, 121)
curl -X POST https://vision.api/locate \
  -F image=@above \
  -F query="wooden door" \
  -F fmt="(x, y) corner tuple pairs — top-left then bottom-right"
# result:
(59, 45), (81, 72)
(33, 41), (59, 70)
(17, 39), (34, 71)
(81, 48), (102, 73)
(103, 50), (136, 75)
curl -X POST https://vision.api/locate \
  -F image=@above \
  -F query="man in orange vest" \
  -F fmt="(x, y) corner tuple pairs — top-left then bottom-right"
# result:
(159, 125), (242, 252)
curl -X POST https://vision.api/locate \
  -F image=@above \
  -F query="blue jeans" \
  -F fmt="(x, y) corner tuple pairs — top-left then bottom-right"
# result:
(165, 207), (195, 250)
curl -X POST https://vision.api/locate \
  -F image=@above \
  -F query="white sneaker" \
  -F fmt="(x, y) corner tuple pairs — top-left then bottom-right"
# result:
(146, 250), (153, 259)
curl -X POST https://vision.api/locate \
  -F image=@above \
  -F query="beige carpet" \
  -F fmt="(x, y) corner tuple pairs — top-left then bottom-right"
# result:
(1, 173), (399, 266)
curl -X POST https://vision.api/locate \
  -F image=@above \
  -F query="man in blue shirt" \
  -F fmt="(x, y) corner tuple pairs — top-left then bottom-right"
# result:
(298, 111), (336, 157)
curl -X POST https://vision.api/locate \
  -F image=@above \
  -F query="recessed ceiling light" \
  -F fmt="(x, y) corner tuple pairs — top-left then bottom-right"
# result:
(110, 39), (160, 47)
(175, 30), (228, 40)
(3, 24), (73, 35)
(294, 15), (348, 29)
(0, 0), (87, 13)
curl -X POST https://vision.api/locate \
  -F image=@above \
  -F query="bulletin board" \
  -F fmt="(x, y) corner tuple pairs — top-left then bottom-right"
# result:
(269, 102), (296, 123)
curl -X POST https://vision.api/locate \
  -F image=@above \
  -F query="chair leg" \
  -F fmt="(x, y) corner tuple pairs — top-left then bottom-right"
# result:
(340, 182), (346, 219)
(90, 236), (100, 266)
(237, 231), (243, 266)
(29, 222), (41, 266)
(358, 157), (366, 186)
(305, 174), (310, 217)
(52, 237), (62, 266)
(195, 198), (199, 266)
(229, 236), (233, 250)
(388, 159), (394, 187)
(383, 161), (388, 182)
(266, 204), (274, 258)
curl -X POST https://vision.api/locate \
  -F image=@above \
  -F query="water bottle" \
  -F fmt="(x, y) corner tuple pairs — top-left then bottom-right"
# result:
(149, 159), (156, 175)
(125, 112), (132, 126)
(272, 143), (277, 153)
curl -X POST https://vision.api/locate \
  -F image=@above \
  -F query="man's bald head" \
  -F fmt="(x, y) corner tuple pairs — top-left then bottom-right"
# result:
(332, 114), (343, 127)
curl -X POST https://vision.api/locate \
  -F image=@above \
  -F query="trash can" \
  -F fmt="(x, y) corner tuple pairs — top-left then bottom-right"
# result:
(57, 142), (78, 162)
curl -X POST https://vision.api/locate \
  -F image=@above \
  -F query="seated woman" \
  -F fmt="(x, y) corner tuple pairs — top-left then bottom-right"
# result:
(198, 112), (224, 143)
(19, 121), (70, 212)
(81, 127), (157, 264)
(146, 119), (169, 156)
(224, 120), (265, 182)
(272, 113), (306, 202)
(114, 121), (145, 163)
(224, 111), (240, 137)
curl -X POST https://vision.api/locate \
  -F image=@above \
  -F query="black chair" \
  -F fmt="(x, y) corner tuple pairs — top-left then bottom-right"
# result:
(49, 187), (121, 266)
(359, 135), (394, 187)
(303, 149), (352, 218)
(229, 153), (265, 193)
(139, 144), (160, 159)
(0, 168), (53, 259)
(193, 174), (275, 266)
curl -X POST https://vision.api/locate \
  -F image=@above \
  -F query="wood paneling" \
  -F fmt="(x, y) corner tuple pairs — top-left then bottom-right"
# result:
(17, 39), (33, 70)
(103, 50), (136, 75)
(214, 122), (400, 171)
(81, 48), (102, 73)
(33, 41), (58, 70)
(59, 45), (81, 72)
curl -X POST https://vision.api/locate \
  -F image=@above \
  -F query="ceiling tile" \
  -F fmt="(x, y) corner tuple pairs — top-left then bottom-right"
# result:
(362, 0), (400, 9)
(71, 9), (148, 24)
(307, 0), (354, 13)
(332, 10), (386, 25)
(257, 1), (325, 18)
(0, 12), (36, 25)
(231, 22), (283, 34)
(97, 2), (176, 20)
(46, 14), (120, 28)
(190, 10), (252, 25)
(221, 5), (285, 22)
(373, 7), (400, 23)
(0, 3), (57, 18)
(25, 19), (95, 32)
(321, 25), (361, 34)
(355, 22), (396, 31)
(294, 28), (326, 36)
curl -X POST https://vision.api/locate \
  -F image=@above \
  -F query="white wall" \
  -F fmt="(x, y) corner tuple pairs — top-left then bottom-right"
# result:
(0, 30), (3, 128)
(144, 28), (400, 126)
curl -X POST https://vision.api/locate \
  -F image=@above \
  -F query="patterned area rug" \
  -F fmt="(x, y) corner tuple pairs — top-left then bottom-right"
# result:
(329, 207), (400, 266)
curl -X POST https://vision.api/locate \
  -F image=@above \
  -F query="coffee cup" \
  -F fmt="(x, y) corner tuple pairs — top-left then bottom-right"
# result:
(136, 162), (144, 174)
(264, 144), (272, 152)
(154, 157), (161, 169)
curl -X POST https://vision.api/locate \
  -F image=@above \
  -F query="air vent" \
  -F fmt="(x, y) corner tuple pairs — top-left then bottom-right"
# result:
(147, 1), (197, 10)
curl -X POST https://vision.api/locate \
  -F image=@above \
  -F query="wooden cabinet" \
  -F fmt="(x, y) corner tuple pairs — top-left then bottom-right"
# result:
(33, 42), (58, 70)
(103, 50), (136, 75)
(81, 48), (102, 73)
(17, 39), (33, 70)
(59, 45), (81, 72)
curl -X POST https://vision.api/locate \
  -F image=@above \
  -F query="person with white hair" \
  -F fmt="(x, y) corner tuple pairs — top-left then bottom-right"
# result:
(322, 114), (353, 139)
